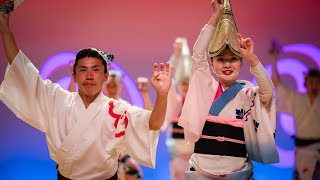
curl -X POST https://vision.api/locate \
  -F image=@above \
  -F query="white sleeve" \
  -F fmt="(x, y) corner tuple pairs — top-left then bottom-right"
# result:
(244, 87), (279, 164)
(111, 100), (160, 168)
(276, 83), (296, 114)
(178, 24), (218, 142)
(191, 24), (215, 72)
(250, 62), (274, 104)
(125, 107), (159, 168)
(0, 50), (70, 132)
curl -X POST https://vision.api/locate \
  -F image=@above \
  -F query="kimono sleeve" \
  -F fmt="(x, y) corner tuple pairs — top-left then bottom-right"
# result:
(109, 100), (160, 168)
(178, 24), (217, 142)
(244, 62), (278, 163)
(244, 87), (279, 164)
(0, 50), (70, 132)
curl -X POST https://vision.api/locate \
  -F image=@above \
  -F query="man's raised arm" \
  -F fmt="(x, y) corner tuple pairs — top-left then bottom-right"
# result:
(0, 14), (19, 64)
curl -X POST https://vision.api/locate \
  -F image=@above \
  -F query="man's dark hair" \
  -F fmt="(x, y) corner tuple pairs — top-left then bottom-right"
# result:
(305, 68), (320, 82)
(73, 49), (108, 74)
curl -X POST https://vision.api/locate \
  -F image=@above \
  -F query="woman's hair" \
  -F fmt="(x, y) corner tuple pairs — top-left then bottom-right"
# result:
(210, 45), (242, 62)
(73, 49), (108, 75)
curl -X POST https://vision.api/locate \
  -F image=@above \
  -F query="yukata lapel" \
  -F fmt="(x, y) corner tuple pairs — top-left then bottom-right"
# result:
(209, 82), (243, 116)
(54, 92), (106, 169)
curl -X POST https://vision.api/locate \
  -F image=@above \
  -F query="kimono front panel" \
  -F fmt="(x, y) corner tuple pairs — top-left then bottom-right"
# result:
(57, 96), (158, 179)
(191, 80), (278, 177)
(191, 81), (250, 175)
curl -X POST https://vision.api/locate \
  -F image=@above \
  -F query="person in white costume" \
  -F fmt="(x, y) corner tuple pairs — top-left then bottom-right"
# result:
(136, 76), (153, 111)
(104, 70), (124, 102)
(69, 69), (144, 180)
(178, 0), (279, 179)
(0, 12), (174, 180)
(161, 37), (194, 180)
(270, 47), (320, 180)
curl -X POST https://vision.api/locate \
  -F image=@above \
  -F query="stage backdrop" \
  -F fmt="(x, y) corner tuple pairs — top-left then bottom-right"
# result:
(0, 0), (319, 179)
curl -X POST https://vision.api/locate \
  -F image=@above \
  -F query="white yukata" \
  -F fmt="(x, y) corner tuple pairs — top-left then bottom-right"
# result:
(0, 51), (159, 179)
(277, 84), (320, 180)
(113, 98), (144, 180)
(178, 24), (279, 180)
(162, 82), (194, 180)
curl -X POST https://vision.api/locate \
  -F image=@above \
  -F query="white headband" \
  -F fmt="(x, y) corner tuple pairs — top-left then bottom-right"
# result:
(75, 48), (115, 70)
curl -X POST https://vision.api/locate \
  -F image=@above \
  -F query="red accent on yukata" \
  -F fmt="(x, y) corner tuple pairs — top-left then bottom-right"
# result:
(109, 101), (129, 138)
(219, 174), (227, 177)
(303, 168), (309, 173)
(213, 83), (223, 103)
(115, 131), (125, 138)
(246, 88), (251, 94)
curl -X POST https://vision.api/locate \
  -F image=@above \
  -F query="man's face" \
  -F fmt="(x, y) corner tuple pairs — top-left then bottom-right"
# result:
(73, 57), (108, 97)
(305, 76), (320, 95)
(105, 76), (123, 99)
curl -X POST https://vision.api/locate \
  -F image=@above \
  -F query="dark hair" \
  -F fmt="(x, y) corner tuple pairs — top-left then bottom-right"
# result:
(210, 55), (243, 62)
(210, 45), (242, 62)
(305, 68), (320, 82)
(73, 49), (108, 74)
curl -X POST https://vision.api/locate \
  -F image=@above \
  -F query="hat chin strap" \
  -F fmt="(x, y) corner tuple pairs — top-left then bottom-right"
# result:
(212, 70), (240, 77)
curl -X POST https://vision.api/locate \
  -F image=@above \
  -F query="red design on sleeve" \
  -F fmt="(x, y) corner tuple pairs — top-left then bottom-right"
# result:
(108, 101), (129, 138)
(245, 88), (251, 94)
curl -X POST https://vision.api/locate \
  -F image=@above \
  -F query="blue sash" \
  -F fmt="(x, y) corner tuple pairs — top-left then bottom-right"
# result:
(209, 82), (243, 116)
